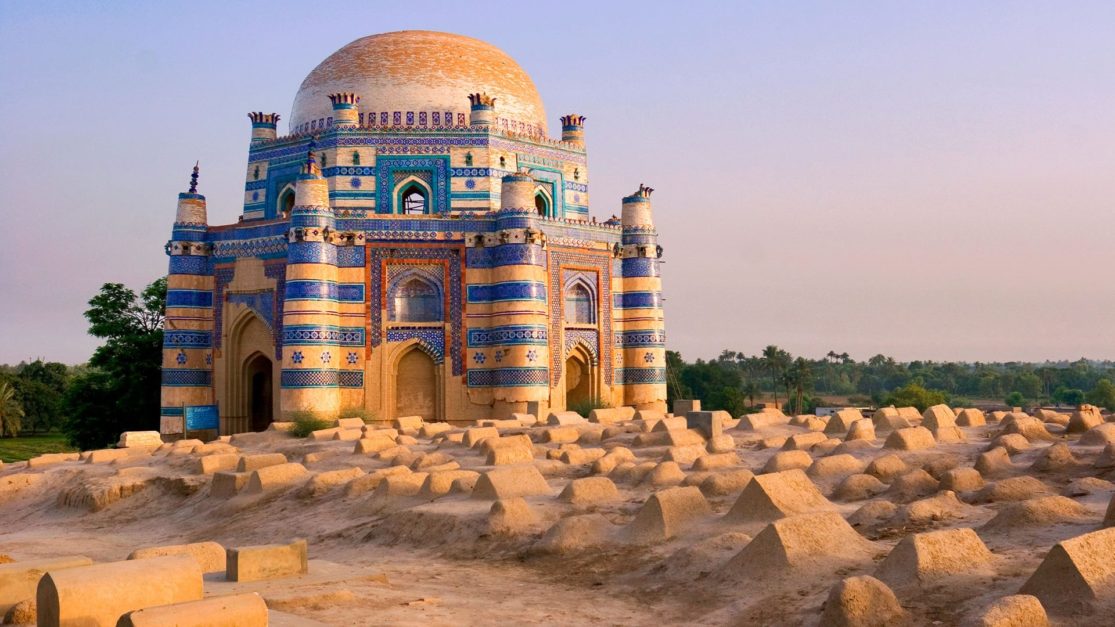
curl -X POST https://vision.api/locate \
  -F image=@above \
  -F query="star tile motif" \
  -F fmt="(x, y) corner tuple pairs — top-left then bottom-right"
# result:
(292, 351), (304, 364)
(321, 351), (331, 364)
(643, 352), (655, 364)
(176, 350), (187, 365)
(347, 351), (359, 364)
(526, 349), (538, 363)
(473, 352), (486, 364)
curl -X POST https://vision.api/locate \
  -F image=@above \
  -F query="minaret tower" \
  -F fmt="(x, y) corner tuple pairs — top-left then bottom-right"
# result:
(160, 163), (216, 435)
(279, 145), (342, 416)
(560, 114), (586, 148)
(617, 184), (667, 410)
(490, 172), (551, 416)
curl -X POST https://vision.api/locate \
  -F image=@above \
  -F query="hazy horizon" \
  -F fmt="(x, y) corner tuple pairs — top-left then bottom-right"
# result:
(2, 1), (1114, 365)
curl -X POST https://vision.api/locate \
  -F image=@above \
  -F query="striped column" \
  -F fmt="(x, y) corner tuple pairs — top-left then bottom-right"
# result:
(160, 189), (215, 435)
(616, 188), (667, 410)
(279, 167), (342, 417)
(464, 174), (550, 412)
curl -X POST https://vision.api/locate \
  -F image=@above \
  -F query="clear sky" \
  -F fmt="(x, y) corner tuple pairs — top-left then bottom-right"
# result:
(2, 1), (1114, 365)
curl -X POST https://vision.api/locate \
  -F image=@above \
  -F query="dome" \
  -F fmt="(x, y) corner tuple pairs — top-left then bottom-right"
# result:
(290, 30), (547, 135)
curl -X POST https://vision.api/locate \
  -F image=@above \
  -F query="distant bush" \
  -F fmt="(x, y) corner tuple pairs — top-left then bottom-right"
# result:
(288, 411), (332, 438)
(338, 407), (379, 424)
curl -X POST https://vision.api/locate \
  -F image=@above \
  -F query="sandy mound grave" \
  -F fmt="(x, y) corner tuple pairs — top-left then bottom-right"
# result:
(884, 427), (936, 451)
(973, 476), (1053, 503)
(534, 514), (617, 554)
(818, 575), (907, 627)
(981, 495), (1094, 532)
(723, 469), (835, 524)
(832, 474), (888, 502)
(874, 527), (995, 589)
(967, 594), (1049, 627)
(721, 512), (876, 581)
(1019, 527), (1115, 614)
(623, 486), (712, 544)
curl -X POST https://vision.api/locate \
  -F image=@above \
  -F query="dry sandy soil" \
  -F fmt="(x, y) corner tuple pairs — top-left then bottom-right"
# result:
(2, 406), (1114, 626)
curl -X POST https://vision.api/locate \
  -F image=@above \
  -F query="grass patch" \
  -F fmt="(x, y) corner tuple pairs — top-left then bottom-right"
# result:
(569, 397), (608, 418)
(0, 433), (77, 462)
(338, 407), (379, 424)
(287, 411), (333, 438)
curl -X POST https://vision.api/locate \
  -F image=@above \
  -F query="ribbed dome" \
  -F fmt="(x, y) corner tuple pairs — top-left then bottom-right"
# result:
(290, 31), (547, 134)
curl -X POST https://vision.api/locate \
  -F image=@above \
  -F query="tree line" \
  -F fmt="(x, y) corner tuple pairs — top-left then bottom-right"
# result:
(667, 345), (1115, 416)
(0, 279), (165, 450)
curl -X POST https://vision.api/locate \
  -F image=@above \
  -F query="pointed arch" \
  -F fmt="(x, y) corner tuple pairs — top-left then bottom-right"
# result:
(394, 176), (433, 215)
(222, 307), (278, 435)
(387, 267), (444, 323)
(563, 276), (597, 325)
(534, 186), (553, 217)
(277, 183), (296, 218)
(387, 339), (443, 421)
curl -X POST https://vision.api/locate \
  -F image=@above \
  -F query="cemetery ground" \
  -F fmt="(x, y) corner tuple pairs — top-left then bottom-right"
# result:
(1, 406), (1115, 625)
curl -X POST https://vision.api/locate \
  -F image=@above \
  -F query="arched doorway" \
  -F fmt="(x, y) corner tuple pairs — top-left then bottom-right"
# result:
(565, 349), (592, 410)
(396, 347), (437, 420)
(245, 353), (273, 432)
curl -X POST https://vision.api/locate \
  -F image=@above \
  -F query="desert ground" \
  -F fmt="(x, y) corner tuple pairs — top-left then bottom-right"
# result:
(1, 405), (1114, 626)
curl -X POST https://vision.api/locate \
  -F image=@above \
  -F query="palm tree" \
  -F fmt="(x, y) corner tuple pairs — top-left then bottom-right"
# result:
(741, 379), (759, 408)
(0, 381), (24, 438)
(791, 357), (813, 414)
(762, 345), (784, 407)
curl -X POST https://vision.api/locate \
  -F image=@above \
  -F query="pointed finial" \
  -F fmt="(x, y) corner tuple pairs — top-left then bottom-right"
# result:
(188, 161), (199, 193)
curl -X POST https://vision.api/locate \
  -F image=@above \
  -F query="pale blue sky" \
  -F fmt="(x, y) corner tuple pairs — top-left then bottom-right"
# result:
(2, 1), (1114, 364)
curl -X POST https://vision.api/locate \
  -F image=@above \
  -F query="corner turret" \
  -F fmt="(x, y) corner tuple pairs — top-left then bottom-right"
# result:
(560, 114), (586, 147)
(468, 92), (496, 126)
(328, 93), (360, 127)
(500, 171), (536, 211)
(247, 112), (280, 143)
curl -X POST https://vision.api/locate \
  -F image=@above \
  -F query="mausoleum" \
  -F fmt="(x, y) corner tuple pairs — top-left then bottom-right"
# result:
(159, 30), (666, 435)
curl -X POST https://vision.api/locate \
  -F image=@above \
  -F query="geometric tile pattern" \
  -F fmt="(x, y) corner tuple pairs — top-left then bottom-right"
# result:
(280, 369), (340, 388)
(163, 330), (213, 348)
(622, 257), (659, 278)
(369, 246), (463, 376)
(615, 330), (667, 347)
(564, 328), (599, 364)
(614, 367), (667, 384)
(282, 325), (365, 346)
(465, 244), (547, 269)
(466, 325), (547, 347)
(160, 369), (213, 386)
(549, 250), (613, 386)
(466, 367), (550, 387)
(385, 327), (445, 364)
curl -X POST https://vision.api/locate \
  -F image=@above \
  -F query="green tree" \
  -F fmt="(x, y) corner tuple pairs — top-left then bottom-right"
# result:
(14, 360), (69, 434)
(1052, 386), (1085, 406)
(1087, 379), (1115, 411)
(0, 381), (24, 437)
(63, 279), (166, 450)
(884, 383), (948, 412)
(762, 345), (790, 407)
(1004, 391), (1025, 408)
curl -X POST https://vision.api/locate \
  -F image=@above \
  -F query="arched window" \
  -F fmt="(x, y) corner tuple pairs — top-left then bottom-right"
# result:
(320, 153), (327, 168)
(279, 188), (295, 216)
(535, 193), (548, 217)
(391, 277), (442, 322)
(401, 184), (428, 215)
(564, 282), (595, 325)
(464, 152), (473, 166)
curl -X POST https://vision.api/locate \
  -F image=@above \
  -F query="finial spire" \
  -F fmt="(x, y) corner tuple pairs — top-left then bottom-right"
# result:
(188, 161), (200, 194)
